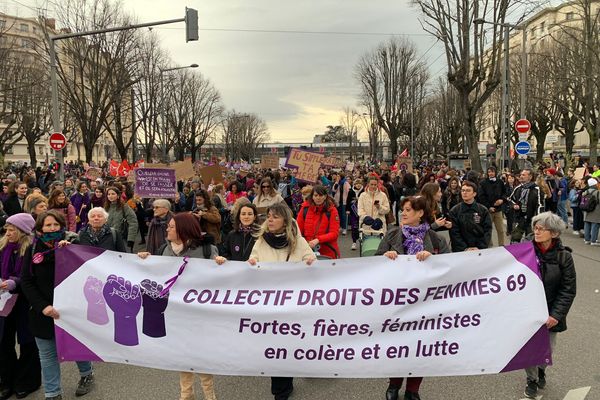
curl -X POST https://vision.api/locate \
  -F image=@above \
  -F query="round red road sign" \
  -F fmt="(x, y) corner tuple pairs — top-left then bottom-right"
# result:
(515, 119), (531, 134)
(49, 132), (67, 151)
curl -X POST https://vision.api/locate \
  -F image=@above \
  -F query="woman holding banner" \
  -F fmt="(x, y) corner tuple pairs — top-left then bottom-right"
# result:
(523, 211), (576, 399)
(20, 210), (95, 400)
(0, 213), (40, 400)
(375, 196), (450, 400)
(248, 202), (315, 400)
(138, 212), (218, 400)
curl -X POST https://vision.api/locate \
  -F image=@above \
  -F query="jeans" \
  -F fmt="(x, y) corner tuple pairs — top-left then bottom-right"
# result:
(557, 200), (568, 225)
(35, 337), (92, 397)
(584, 221), (600, 243)
(337, 205), (347, 230)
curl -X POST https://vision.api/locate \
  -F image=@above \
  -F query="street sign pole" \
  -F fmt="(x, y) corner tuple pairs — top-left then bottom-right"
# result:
(47, 38), (64, 180)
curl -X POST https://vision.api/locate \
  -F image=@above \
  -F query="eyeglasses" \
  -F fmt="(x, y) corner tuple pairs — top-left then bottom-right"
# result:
(533, 225), (549, 232)
(461, 189), (474, 193)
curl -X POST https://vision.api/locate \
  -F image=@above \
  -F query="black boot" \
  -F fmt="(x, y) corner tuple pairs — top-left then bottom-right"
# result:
(386, 385), (400, 400)
(538, 368), (546, 389)
(404, 391), (421, 400)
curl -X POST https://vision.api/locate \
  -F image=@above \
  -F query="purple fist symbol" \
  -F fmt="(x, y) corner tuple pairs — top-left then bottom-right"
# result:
(102, 274), (142, 346)
(83, 276), (108, 325)
(140, 279), (169, 338)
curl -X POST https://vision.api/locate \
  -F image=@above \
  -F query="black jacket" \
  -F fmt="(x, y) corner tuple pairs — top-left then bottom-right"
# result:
(534, 239), (576, 332)
(509, 183), (543, 222)
(374, 227), (450, 256)
(479, 178), (506, 209)
(221, 230), (256, 261)
(4, 195), (24, 216)
(448, 201), (493, 252)
(78, 226), (126, 252)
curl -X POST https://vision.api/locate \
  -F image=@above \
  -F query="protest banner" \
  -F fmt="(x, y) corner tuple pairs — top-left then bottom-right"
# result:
(134, 168), (177, 198)
(285, 148), (324, 183)
(261, 155), (280, 170)
(397, 157), (413, 173)
(198, 165), (223, 184)
(573, 167), (586, 181)
(54, 243), (549, 378)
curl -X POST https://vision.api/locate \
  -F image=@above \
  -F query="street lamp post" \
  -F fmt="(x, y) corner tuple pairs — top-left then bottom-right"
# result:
(474, 18), (528, 169)
(159, 63), (198, 162)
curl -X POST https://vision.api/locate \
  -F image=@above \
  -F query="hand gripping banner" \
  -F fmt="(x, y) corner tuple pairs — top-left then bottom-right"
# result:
(53, 243), (551, 378)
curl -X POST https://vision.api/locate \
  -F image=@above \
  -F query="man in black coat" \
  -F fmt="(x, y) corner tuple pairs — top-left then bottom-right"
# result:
(479, 167), (507, 246)
(508, 169), (543, 243)
(448, 180), (493, 252)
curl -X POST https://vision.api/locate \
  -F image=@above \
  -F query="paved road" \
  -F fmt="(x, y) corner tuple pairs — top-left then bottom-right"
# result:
(21, 226), (600, 400)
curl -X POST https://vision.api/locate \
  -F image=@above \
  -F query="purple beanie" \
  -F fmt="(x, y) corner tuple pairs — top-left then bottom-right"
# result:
(6, 213), (35, 234)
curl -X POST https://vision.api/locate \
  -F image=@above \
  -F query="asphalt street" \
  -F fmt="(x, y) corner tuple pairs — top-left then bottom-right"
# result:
(18, 226), (600, 400)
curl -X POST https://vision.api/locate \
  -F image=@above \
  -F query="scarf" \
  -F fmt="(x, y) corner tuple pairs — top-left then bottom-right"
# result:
(1, 242), (22, 279)
(519, 182), (536, 212)
(84, 224), (112, 246)
(402, 223), (430, 255)
(239, 224), (255, 234)
(170, 241), (184, 256)
(263, 232), (289, 249)
(40, 230), (65, 248)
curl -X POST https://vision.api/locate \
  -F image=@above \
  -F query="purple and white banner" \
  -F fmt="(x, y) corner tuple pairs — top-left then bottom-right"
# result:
(53, 243), (551, 377)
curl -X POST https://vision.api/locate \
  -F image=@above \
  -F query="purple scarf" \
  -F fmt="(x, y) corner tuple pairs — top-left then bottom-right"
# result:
(1, 242), (23, 279)
(401, 223), (430, 255)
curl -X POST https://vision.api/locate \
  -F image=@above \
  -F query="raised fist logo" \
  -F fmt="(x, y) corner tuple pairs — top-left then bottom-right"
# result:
(140, 279), (169, 338)
(102, 275), (142, 346)
(83, 276), (108, 325)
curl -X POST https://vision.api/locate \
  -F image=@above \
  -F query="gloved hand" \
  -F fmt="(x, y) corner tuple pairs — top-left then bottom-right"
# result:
(83, 276), (108, 325)
(103, 275), (142, 346)
(140, 279), (169, 338)
(1, 279), (16, 291)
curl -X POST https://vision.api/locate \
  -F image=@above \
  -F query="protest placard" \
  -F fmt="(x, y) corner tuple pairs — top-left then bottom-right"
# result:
(198, 165), (223, 184)
(134, 168), (177, 198)
(261, 155), (279, 170)
(55, 242), (550, 378)
(345, 161), (355, 172)
(285, 148), (324, 183)
(397, 157), (413, 173)
(573, 167), (586, 181)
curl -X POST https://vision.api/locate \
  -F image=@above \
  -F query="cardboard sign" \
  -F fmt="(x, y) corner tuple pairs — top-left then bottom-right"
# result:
(145, 160), (196, 181)
(198, 165), (223, 184)
(261, 155), (279, 170)
(463, 159), (472, 170)
(573, 167), (587, 181)
(397, 157), (413, 173)
(134, 168), (177, 198)
(285, 148), (324, 183)
(345, 161), (355, 172)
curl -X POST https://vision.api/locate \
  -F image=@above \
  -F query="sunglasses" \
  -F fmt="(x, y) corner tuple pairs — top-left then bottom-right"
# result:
(262, 185), (270, 188)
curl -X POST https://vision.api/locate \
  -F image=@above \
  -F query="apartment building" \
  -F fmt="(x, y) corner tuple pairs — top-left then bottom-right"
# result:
(477, 0), (600, 157)
(0, 12), (129, 165)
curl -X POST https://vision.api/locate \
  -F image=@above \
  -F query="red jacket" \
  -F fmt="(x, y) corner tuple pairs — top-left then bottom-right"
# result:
(297, 201), (340, 259)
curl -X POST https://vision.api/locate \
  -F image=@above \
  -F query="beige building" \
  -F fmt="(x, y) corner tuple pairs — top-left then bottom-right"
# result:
(0, 13), (129, 165)
(477, 0), (600, 157)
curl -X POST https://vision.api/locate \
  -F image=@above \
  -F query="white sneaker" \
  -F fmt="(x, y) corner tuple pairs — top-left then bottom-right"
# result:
(584, 241), (591, 244)
(351, 242), (357, 250)
(573, 231), (580, 235)
(342, 229), (347, 235)
(592, 242), (600, 246)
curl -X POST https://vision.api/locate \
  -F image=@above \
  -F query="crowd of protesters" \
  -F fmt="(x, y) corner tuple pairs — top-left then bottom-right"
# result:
(0, 156), (588, 399)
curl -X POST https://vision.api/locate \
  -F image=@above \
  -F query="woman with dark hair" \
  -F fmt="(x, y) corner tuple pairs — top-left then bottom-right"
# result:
(441, 176), (461, 216)
(137, 212), (218, 400)
(297, 185), (340, 259)
(253, 177), (284, 209)
(0, 213), (40, 399)
(104, 187), (138, 251)
(216, 199), (260, 263)
(248, 203), (315, 400)
(420, 182), (452, 230)
(332, 172), (351, 235)
(193, 189), (222, 245)
(90, 186), (105, 209)
(20, 210), (96, 400)
(375, 196), (450, 400)
(418, 173), (436, 190)
(47, 189), (77, 232)
(4, 181), (29, 216)
(69, 181), (91, 232)
(225, 181), (247, 206)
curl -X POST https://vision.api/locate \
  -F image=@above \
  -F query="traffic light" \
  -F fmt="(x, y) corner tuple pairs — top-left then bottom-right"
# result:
(185, 7), (198, 42)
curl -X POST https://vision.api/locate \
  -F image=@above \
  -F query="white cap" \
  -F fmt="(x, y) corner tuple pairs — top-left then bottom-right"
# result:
(588, 178), (598, 186)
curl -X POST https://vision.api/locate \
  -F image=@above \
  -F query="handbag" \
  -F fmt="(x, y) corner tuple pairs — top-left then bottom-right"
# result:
(120, 216), (129, 241)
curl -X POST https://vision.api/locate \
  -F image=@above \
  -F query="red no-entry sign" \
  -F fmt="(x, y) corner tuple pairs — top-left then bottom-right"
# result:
(49, 132), (67, 151)
(515, 119), (531, 134)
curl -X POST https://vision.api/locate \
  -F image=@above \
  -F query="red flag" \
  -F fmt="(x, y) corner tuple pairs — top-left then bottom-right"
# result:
(109, 160), (120, 176)
(119, 160), (131, 177)
(399, 148), (409, 157)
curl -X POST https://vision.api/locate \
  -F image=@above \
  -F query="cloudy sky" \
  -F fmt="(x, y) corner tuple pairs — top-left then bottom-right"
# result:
(5, 0), (450, 142)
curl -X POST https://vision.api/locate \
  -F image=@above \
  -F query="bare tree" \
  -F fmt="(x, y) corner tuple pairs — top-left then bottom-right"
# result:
(339, 107), (361, 158)
(355, 37), (429, 157)
(186, 75), (224, 162)
(221, 111), (269, 162)
(48, 0), (140, 163)
(412, 0), (524, 170)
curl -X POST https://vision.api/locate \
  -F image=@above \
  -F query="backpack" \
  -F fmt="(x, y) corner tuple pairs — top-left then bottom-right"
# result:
(579, 190), (598, 212)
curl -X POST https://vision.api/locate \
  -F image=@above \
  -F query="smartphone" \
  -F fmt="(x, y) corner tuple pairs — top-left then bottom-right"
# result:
(374, 200), (380, 205)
